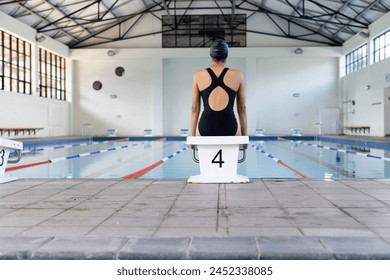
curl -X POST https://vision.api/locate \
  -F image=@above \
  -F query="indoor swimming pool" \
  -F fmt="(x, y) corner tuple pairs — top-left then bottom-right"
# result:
(5, 137), (390, 180)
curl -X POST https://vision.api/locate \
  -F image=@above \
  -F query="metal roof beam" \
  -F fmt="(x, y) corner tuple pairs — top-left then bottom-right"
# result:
(331, 0), (385, 38)
(13, 1), (79, 41)
(44, 0), (93, 36)
(70, 1), (164, 48)
(37, 0), (99, 31)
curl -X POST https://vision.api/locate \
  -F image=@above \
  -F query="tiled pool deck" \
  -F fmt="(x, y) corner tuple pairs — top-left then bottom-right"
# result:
(1, 178), (390, 259)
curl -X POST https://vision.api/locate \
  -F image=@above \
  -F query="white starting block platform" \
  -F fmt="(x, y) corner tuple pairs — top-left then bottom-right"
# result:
(0, 138), (23, 183)
(186, 136), (249, 184)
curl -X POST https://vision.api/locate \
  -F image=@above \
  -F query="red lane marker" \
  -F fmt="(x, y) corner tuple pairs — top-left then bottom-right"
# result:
(5, 160), (51, 172)
(277, 159), (308, 179)
(122, 160), (164, 179)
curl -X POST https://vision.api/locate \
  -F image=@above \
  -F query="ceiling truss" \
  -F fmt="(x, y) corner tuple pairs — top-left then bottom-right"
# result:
(0, 0), (388, 48)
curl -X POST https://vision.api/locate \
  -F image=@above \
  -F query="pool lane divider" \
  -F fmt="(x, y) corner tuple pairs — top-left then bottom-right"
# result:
(21, 138), (129, 154)
(250, 144), (308, 179)
(5, 160), (52, 172)
(5, 139), (166, 172)
(285, 138), (390, 162)
(122, 146), (188, 179)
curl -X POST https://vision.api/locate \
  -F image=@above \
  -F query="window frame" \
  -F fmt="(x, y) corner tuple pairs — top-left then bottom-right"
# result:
(39, 48), (66, 101)
(162, 14), (246, 48)
(345, 44), (368, 75)
(373, 29), (390, 63)
(0, 29), (32, 94)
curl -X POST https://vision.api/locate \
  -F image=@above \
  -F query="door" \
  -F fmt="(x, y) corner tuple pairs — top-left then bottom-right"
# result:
(319, 107), (341, 135)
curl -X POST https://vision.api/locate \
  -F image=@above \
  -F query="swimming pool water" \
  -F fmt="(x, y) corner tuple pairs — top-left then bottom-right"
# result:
(6, 138), (390, 180)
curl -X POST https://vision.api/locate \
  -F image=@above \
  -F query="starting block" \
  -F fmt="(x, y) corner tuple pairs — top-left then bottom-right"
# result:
(0, 138), (23, 183)
(106, 129), (118, 137)
(186, 136), (249, 183)
(144, 129), (153, 137)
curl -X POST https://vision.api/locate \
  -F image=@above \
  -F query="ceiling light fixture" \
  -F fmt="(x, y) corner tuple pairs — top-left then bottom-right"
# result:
(35, 34), (46, 43)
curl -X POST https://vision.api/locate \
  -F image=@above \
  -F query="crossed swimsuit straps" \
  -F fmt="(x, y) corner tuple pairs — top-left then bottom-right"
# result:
(198, 67), (238, 136)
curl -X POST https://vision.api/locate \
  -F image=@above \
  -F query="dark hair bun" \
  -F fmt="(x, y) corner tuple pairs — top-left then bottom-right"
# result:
(210, 39), (228, 61)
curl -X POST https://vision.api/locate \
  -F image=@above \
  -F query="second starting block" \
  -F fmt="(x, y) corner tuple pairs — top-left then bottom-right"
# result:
(0, 138), (23, 183)
(186, 136), (249, 183)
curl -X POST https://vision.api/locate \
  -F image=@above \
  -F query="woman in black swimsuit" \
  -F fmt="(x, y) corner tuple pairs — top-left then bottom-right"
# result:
(190, 39), (247, 136)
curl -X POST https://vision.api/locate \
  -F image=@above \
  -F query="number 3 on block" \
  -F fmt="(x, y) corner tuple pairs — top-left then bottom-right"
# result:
(212, 149), (225, 168)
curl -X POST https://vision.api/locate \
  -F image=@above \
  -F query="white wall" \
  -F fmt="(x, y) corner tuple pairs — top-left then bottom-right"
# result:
(72, 58), (156, 135)
(0, 11), (71, 139)
(256, 57), (340, 134)
(342, 12), (390, 137)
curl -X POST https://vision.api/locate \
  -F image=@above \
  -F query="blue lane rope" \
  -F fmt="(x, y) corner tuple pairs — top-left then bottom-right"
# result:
(293, 140), (390, 162)
(49, 143), (142, 163)
(22, 140), (115, 153)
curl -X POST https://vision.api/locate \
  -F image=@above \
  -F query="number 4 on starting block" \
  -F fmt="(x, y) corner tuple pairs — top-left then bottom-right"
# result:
(186, 136), (249, 183)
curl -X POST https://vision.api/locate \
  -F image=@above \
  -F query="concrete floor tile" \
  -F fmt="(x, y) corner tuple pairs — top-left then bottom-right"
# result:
(342, 207), (390, 216)
(285, 207), (345, 217)
(227, 200), (280, 208)
(172, 200), (217, 209)
(114, 208), (168, 217)
(257, 237), (332, 260)
(372, 228), (390, 237)
(301, 228), (378, 237)
(354, 216), (390, 228)
(227, 216), (294, 227)
(168, 208), (217, 217)
(291, 217), (364, 228)
(0, 216), (51, 227)
(224, 207), (286, 217)
(0, 237), (52, 259)
(19, 226), (93, 237)
(160, 216), (216, 228)
(118, 237), (190, 259)
(0, 227), (30, 236)
(87, 227), (155, 238)
(153, 227), (218, 238)
(320, 237), (390, 259)
(100, 216), (164, 227)
(73, 201), (128, 210)
(40, 215), (108, 227)
(331, 200), (388, 208)
(228, 227), (302, 237)
(31, 237), (126, 259)
(189, 237), (258, 259)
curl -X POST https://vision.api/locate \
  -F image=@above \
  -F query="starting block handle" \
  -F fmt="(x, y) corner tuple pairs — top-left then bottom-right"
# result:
(190, 143), (248, 163)
(7, 150), (22, 164)
(191, 145), (199, 163)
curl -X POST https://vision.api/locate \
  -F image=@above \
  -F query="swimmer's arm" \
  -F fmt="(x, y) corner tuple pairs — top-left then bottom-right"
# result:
(190, 73), (200, 136)
(237, 73), (248, 136)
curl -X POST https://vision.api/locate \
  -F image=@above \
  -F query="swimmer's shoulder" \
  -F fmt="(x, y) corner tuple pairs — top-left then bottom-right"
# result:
(193, 69), (209, 80)
(226, 68), (244, 80)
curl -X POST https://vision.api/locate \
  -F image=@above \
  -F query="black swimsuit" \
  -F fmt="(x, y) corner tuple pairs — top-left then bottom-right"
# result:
(198, 68), (238, 136)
